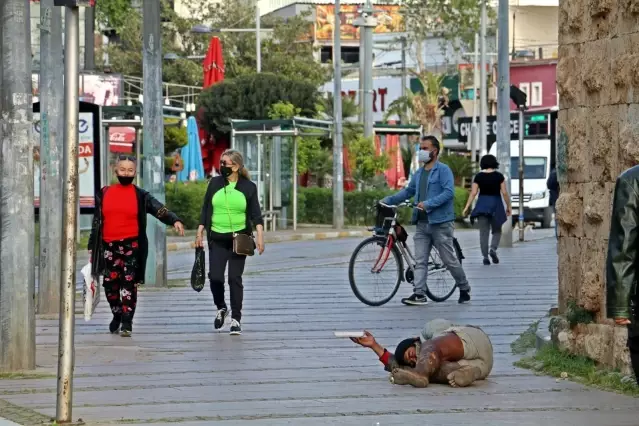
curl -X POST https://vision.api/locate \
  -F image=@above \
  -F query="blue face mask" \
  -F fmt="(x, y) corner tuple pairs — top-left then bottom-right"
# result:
(418, 150), (431, 163)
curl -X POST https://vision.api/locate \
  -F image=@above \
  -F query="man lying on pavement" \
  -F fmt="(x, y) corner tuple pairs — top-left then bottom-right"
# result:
(351, 319), (493, 388)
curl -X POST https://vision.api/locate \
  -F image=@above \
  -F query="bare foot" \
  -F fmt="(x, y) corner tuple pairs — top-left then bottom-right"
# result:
(447, 365), (481, 387)
(391, 368), (429, 387)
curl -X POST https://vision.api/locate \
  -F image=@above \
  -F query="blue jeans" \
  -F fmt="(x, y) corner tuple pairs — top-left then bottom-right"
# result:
(413, 221), (470, 295)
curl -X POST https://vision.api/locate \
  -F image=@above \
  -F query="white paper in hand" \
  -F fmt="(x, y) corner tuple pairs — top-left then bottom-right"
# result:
(333, 331), (366, 338)
(81, 263), (102, 322)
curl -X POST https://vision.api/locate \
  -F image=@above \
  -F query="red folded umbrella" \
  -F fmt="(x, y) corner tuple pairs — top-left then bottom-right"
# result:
(203, 37), (225, 89)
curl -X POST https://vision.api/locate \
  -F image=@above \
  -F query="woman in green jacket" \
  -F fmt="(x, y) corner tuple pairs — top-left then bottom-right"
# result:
(195, 149), (265, 335)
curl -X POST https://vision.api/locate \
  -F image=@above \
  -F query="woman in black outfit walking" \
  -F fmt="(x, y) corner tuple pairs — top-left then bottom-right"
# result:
(195, 149), (265, 335)
(463, 155), (512, 265)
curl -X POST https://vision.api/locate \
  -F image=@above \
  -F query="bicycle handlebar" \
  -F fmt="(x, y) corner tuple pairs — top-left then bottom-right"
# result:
(378, 200), (412, 209)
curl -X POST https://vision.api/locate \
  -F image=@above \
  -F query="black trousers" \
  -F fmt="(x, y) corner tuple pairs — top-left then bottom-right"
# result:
(208, 238), (247, 321)
(628, 323), (639, 384)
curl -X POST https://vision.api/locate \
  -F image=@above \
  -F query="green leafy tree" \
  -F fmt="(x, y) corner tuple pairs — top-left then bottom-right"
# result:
(401, 0), (492, 63)
(349, 136), (389, 188)
(198, 73), (319, 133)
(267, 101), (330, 180)
(99, 1), (203, 90)
(183, 0), (329, 86)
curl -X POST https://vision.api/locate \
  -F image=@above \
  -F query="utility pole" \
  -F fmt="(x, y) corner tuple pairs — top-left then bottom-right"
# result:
(356, 0), (376, 139)
(518, 105), (525, 242)
(57, 2), (81, 420)
(471, 32), (479, 165)
(400, 36), (407, 103)
(479, 0), (488, 156)
(142, 0), (167, 286)
(38, 0), (65, 315)
(0, 0), (36, 372)
(84, 6), (95, 69)
(332, 0), (344, 229)
(497, 0), (513, 247)
(255, 4), (261, 73)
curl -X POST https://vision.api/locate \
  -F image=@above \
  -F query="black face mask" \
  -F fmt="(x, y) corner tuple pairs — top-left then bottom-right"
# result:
(117, 175), (135, 186)
(220, 165), (233, 178)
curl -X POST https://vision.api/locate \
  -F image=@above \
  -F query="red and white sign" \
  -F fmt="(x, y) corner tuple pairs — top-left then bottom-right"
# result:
(108, 127), (135, 153)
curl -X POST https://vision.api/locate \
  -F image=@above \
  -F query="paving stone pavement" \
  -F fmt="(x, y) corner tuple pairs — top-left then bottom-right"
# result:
(3, 232), (638, 425)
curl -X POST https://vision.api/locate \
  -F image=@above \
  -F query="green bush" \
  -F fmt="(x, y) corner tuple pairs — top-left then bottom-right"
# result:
(298, 187), (468, 225)
(165, 181), (469, 229)
(165, 181), (208, 229)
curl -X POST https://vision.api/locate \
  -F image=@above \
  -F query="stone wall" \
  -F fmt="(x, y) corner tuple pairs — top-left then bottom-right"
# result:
(556, 0), (639, 368)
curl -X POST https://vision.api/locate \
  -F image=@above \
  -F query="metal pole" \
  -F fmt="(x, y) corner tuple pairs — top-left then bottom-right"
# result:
(136, 128), (142, 186)
(479, 0), (488, 156)
(100, 121), (108, 186)
(256, 5), (261, 72)
(332, 0), (344, 229)
(38, 0), (64, 315)
(293, 136), (298, 231)
(56, 5), (79, 420)
(361, 1), (375, 139)
(0, 0), (36, 372)
(400, 36), (406, 105)
(142, 0), (166, 286)
(497, 0), (512, 247)
(471, 32), (479, 165)
(358, 42), (364, 123)
(518, 107), (524, 242)
(84, 6), (95, 70)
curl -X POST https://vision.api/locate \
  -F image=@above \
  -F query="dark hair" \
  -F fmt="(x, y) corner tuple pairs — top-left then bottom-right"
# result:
(117, 155), (138, 163)
(421, 135), (441, 157)
(394, 337), (419, 366)
(479, 154), (499, 170)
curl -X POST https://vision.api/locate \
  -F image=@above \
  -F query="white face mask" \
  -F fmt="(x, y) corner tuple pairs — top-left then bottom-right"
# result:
(418, 150), (431, 163)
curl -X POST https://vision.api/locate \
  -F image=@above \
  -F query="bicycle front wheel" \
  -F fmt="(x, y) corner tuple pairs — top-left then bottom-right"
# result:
(424, 246), (461, 302)
(348, 236), (403, 306)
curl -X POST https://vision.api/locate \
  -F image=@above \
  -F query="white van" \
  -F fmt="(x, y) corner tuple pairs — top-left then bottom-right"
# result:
(489, 139), (553, 228)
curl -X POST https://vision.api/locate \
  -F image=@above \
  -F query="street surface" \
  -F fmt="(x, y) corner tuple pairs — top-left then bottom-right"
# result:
(4, 227), (638, 425)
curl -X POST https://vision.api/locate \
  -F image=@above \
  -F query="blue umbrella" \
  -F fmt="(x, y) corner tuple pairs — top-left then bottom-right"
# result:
(177, 116), (205, 182)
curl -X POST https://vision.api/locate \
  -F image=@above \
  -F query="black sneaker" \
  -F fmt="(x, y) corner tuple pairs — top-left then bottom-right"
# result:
(109, 314), (122, 334)
(458, 290), (471, 304)
(214, 308), (228, 330)
(120, 321), (132, 337)
(401, 293), (428, 306)
(483, 257), (491, 265)
(489, 250), (500, 264)
(229, 319), (242, 335)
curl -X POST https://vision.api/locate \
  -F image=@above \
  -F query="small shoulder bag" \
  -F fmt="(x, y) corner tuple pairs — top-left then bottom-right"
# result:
(224, 187), (255, 256)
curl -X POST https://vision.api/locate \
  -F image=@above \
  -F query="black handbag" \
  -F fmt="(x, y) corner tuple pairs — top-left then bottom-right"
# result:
(191, 247), (206, 292)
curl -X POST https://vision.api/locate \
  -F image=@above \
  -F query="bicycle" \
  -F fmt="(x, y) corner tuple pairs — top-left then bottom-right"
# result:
(348, 201), (465, 306)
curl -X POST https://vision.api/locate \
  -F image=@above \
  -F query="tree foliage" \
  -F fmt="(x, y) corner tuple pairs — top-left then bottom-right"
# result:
(401, 0), (492, 63)
(198, 73), (319, 133)
(181, 0), (329, 86)
(348, 136), (389, 187)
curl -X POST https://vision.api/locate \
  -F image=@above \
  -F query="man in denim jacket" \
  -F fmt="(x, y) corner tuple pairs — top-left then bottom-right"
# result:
(382, 135), (470, 305)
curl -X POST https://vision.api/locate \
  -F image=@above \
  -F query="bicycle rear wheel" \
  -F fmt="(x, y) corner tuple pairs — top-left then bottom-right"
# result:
(424, 245), (461, 302)
(348, 236), (403, 306)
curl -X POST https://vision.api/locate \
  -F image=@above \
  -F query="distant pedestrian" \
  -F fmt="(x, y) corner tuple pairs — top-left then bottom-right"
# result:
(606, 165), (639, 384)
(463, 155), (512, 265)
(88, 155), (185, 337)
(195, 149), (265, 336)
(547, 167), (559, 239)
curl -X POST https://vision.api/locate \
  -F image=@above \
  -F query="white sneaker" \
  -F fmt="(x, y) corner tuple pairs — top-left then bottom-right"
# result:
(229, 319), (242, 335)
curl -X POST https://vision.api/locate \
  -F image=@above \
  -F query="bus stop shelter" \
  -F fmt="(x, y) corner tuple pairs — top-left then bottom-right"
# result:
(229, 117), (333, 231)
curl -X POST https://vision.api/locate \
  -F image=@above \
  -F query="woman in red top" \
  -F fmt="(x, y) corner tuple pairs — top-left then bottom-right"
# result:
(88, 156), (184, 336)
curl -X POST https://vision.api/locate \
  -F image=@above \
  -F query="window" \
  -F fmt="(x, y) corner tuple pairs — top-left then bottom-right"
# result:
(510, 157), (547, 179)
(531, 82), (543, 106)
(518, 83), (530, 103)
